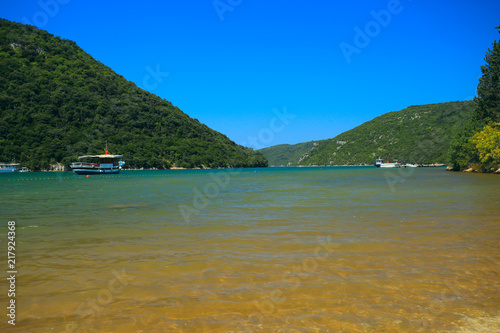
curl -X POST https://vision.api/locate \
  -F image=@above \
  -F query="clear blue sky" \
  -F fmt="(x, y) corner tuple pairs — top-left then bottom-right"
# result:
(1, 0), (499, 149)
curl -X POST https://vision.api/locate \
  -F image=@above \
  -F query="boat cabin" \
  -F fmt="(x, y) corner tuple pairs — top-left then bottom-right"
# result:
(0, 162), (20, 173)
(71, 154), (123, 175)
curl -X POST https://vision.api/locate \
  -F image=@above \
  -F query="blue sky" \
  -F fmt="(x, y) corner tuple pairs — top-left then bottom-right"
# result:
(1, 0), (499, 149)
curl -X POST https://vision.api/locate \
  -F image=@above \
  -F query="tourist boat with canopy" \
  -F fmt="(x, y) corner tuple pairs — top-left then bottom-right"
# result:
(0, 162), (19, 173)
(70, 147), (124, 175)
(375, 154), (401, 168)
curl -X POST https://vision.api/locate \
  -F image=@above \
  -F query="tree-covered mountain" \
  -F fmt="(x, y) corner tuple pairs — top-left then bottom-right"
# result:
(261, 101), (475, 166)
(448, 26), (500, 172)
(0, 19), (267, 170)
(258, 141), (319, 166)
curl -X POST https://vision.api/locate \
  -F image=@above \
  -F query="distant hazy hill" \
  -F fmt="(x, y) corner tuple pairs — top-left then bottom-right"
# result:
(0, 19), (267, 170)
(261, 101), (475, 166)
(258, 141), (319, 166)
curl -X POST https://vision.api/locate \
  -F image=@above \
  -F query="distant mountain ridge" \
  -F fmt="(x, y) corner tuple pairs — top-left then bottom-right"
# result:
(260, 101), (475, 166)
(0, 19), (267, 170)
(258, 141), (319, 167)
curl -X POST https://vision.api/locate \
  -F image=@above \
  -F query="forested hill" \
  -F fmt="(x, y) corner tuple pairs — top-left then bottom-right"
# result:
(261, 101), (475, 166)
(0, 19), (267, 170)
(258, 141), (319, 166)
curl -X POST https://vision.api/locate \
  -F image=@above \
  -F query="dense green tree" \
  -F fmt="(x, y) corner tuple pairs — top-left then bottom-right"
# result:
(449, 26), (500, 171)
(474, 26), (500, 123)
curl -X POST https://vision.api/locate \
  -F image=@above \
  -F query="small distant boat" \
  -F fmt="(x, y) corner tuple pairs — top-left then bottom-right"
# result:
(375, 154), (401, 168)
(0, 162), (19, 173)
(403, 164), (418, 168)
(19, 167), (30, 172)
(70, 146), (123, 175)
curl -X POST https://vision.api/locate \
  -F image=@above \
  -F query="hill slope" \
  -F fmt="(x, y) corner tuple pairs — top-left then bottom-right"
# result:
(262, 101), (475, 166)
(0, 19), (267, 170)
(258, 141), (319, 166)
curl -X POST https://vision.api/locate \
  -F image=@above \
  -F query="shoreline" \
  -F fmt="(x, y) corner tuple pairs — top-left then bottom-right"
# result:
(269, 164), (448, 168)
(8, 163), (457, 173)
(13, 166), (258, 173)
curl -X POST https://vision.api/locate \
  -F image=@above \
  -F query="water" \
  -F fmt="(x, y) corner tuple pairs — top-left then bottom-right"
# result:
(0, 167), (499, 332)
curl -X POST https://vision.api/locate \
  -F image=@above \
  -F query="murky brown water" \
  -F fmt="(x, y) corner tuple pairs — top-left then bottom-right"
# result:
(1, 167), (499, 332)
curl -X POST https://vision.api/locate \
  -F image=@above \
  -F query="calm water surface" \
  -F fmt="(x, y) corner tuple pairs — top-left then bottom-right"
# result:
(0, 167), (499, 332)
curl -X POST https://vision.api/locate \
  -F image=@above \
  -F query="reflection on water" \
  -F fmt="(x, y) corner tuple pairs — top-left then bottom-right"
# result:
(0, 167), (499, 332)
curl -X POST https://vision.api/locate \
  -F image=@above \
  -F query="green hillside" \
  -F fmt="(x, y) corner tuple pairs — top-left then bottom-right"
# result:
(0, 19), (267, 170)
(264, 101), (475, 166)
(259, 141), (319, 166)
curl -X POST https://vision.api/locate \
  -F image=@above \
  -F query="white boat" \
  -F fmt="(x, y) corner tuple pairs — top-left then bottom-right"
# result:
(71, 152), (123, 175)
(0, 162), (19, 173)
(375, 155), (401, 168)
(19, 167), (30, 172)
(379, 162), (401, 168)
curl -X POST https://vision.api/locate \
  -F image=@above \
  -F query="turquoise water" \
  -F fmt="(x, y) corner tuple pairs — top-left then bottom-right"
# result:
(1, 167), (499, 332)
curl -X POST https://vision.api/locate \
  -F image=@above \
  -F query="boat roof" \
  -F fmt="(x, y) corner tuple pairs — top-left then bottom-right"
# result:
(78, 154), (123, 159)
(0, 163), (19, 166)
